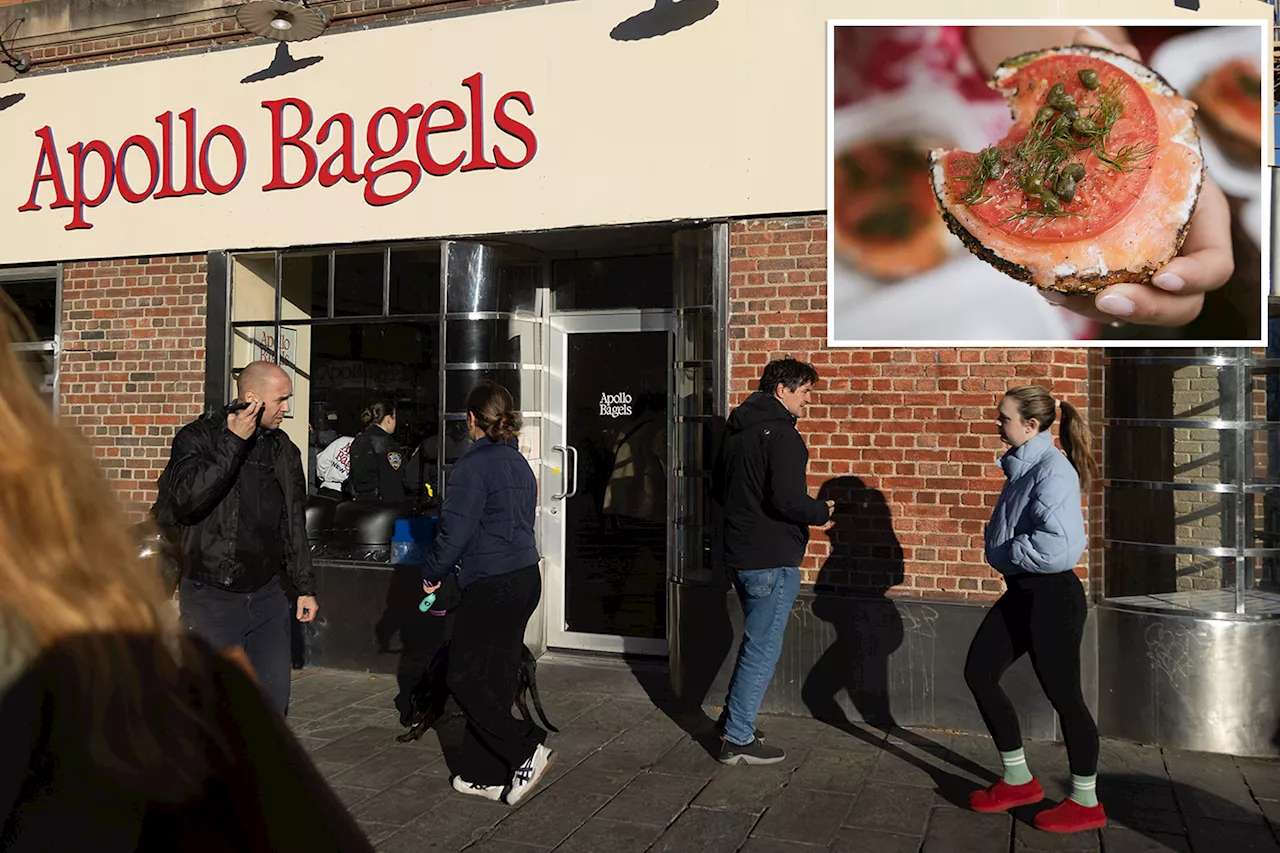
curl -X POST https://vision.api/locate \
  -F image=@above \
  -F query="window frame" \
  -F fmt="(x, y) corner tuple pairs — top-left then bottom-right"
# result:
(1, 264), (62, 420)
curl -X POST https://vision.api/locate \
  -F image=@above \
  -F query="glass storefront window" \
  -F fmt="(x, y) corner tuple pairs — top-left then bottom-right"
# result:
(552, 254), (673, 311)
(1103, 347), (1280, 616)
(1, 269), (60, 415)
(334, 251), (385, 317)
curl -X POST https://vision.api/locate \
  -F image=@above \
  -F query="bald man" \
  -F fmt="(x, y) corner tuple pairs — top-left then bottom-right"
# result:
(153, 361), (318, 715)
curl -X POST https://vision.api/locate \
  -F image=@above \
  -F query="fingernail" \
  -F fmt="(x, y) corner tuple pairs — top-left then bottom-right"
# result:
(1041, 291), (1067, 305)
(1097, 294), (1136, 317)
(1152, 272), (1185, 292)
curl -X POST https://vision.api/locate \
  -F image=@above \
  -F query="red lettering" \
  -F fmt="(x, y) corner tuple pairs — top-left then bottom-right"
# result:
(18, 126), (72, 213)
(415, 100), (467, 177)
(65, 140), (114, 231)
(262, 97), (316, 191)
(154, 109), (206, 199)
(316, 112), (361, 188)
(493, 91), (537, 170)
(460, 72), (497, 173)
(363, 105), (423, 207)
(199, 125), (247, 195)
(116, 135), (160, 203)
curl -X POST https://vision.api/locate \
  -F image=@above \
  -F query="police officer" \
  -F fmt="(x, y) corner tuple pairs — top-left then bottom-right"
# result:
(348, 398), (407, 500)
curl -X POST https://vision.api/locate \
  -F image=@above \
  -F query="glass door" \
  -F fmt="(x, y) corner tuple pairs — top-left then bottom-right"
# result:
(544, 311), (673, 655)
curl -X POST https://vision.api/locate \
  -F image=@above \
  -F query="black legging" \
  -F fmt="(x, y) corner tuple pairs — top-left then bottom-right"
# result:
(964, 570), (1099, 777)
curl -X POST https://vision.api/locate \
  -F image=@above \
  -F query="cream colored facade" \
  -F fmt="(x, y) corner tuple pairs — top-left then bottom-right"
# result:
(0, 0), (1269, 266)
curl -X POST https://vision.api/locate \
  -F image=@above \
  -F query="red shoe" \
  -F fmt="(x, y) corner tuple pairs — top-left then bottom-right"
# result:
(969, 778), (1045, 813)
(1034, 798), (1107, 833)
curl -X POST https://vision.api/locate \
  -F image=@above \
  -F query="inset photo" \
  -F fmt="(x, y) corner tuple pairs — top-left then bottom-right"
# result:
(826, 22), (1269, 346)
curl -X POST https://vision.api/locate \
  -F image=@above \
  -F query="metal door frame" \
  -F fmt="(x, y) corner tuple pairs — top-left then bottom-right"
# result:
(543, 309), (675, 656)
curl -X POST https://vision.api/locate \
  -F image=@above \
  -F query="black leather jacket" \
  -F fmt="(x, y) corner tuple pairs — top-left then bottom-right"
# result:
(152, 413), (315, 596)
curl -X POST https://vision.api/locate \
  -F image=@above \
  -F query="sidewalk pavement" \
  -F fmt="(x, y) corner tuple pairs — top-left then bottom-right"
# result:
(285, 655), (1280, 853)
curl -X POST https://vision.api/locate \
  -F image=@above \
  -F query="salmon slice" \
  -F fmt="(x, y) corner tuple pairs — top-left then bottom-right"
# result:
(929, 45), (1203, 294)
(1191, 56), (1262, 166)
(833, 139), (952, 281)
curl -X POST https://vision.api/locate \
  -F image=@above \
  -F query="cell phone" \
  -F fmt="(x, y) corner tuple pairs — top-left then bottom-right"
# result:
(223, 399), (251, 415)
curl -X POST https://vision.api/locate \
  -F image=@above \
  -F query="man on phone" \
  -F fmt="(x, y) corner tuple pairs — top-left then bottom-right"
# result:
(153, 361), (318, 715)
(712, 357), (834, 765)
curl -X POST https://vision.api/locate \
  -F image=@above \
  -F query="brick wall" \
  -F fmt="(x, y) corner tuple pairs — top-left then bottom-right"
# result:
(729, 216), (1094, 602)
(59, 256), (207, 518)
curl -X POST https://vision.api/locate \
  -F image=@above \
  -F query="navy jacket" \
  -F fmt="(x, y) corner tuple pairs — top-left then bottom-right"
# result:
(420, 438), (539, 589)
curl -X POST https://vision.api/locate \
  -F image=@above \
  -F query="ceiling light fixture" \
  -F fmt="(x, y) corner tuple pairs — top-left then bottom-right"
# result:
(237, 1), (328, 43)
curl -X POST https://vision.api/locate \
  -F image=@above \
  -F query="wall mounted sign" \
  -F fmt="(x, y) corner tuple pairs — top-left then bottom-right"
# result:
(600, 392), (634, 418)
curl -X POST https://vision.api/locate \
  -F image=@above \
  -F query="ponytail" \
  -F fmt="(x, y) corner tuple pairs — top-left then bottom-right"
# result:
(1058, 400), (1096, 493)
(466, 380), (521, 443)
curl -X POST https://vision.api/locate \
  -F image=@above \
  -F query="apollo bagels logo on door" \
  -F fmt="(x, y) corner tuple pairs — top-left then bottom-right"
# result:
(600, 392), (632, 418)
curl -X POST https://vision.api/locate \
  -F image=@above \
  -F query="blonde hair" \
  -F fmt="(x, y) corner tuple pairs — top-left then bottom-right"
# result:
(1004, 384), (1097, 492)
(0, 290), (215, 799)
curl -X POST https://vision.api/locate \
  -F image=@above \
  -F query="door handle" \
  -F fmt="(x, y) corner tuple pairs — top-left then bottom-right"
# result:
(551, 445), (569, 500)
(566, 445), (579, 498)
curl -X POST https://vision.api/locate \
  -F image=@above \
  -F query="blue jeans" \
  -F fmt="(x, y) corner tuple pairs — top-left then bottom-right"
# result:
(179, 575), (292, 715)
(722, 566), (801, 746)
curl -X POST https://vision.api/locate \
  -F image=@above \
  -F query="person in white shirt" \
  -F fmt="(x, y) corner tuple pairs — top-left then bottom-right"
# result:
(315, 434), (354, 500)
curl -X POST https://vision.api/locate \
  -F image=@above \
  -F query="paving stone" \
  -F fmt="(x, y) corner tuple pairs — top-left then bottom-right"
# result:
(350, 771), (441, 826)
(1099, 739), (1172, 780)
(491, 788), (610, 847)
(789, 749), (875, 794)
(593, 711), (689, 768)
(1186, 818), (1280, 853)
(356, 819), (400, 846)
(1239, 760), (1280, 803)
(844, 780), (936, 836)
(1099, 828), (1191, 853)
(646, 807), (756, 853)
(329, 783), (380, 811)
(830, 827), (921, 853)
(751, 786), (851, 845)
(460, 839), (543, 853)
(1165, 749), (1254, 805)
(869, 741), (952, 790)
(532, 691), (605, 727)
(1012, 823), (1101, 852)
(1258, 798), (1280, 834)
(570, 699), (661, 734)
(544, 763), (638, 798)
(738, 839), (828, 852)
(693, 764), (790, 814)
(554, 818), (666, 853)
(650, 735), (725, 782)
(375, 796), (511, 852)
(289, 687), (379, 721)
(1174, 783), (1267, 826)
(921, 805), (1012, 853)
(329, 747), (440, 791)
(596, 772), (707, 826)
(813, 721), (889, 754)
(312, 725), (418, 767)
(352, 685), (401, 708)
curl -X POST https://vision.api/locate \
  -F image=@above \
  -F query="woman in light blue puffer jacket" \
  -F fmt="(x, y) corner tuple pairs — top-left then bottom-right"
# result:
(964, 385), (1105, 835)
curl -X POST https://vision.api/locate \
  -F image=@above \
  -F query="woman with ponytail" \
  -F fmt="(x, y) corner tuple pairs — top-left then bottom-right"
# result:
(964, 385), (1104, 834)
(348, 398), (407, 501)
(418, 380), (551, 807)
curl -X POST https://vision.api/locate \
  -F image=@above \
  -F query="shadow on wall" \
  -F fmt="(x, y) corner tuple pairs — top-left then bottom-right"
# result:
(610, 0), (719, 41)
(0, 92), (24, 111)
(240, 42), (323, 84)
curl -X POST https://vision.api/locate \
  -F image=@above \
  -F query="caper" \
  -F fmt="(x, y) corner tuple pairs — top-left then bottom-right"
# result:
(1022, 172), (1045, 195)
(1054, 175), (1077, 202)
(1035, 105), (1055, 125)
(1072, 117), (1096, 135)
(1048, 92), (1077, 112)
(1078, 68), (1101, 90)
(1061, 162), (1086, 182)
(1049, 82), (1066, 98)
(986, 156), (1005, 180)
(1052, 115), (1071, 136)
(1062, 105), (1080, 121)
(1041, 193), (1063, 214)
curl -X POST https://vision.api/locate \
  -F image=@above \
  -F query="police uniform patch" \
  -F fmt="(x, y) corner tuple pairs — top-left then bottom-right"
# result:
(388, 451), (402, 470)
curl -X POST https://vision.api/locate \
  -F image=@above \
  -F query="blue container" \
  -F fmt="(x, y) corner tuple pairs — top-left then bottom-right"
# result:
(390, 515), (439, 565)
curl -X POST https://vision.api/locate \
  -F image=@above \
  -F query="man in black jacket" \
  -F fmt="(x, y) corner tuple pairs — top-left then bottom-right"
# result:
(712, 357), (833, 765)
(153, 361), (318, 714)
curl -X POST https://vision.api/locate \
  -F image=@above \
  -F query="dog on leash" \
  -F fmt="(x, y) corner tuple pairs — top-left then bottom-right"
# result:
(396, 640), (558, 743)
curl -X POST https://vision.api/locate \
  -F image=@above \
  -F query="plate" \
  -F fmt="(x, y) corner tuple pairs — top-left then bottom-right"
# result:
(1148, 25), (1266, 202)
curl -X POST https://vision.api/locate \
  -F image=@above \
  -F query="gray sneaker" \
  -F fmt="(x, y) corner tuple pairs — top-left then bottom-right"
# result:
(718, 736), (785, 766)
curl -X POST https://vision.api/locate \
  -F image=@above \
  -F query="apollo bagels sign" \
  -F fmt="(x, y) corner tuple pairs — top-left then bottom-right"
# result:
(15, 72), (537, 231)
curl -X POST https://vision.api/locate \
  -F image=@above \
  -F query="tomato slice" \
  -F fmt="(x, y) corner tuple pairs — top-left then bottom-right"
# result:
(835, 141), (937, 244)
(943, 53), (1159, 243)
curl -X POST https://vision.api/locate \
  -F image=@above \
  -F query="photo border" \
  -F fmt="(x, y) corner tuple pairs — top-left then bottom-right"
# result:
(824, 18), (1272, 349)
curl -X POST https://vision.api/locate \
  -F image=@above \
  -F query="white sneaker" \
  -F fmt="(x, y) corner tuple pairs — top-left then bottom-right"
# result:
(502, 744), (554, 806)
(451, 774), (503, 801)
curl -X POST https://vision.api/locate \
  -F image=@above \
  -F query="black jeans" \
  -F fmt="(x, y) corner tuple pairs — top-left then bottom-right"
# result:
(446, 565), (545, 786)
(964, 570), (1099, 777)
(178, 575), (292, 715)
